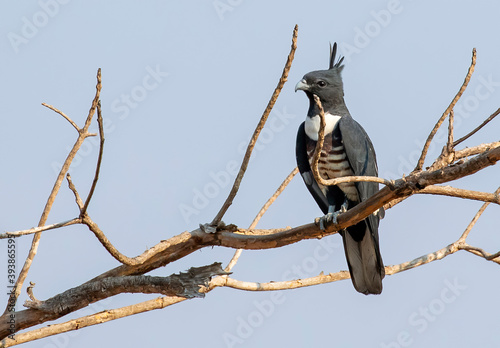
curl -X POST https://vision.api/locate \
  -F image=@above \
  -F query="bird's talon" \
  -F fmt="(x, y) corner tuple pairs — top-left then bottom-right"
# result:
(318, 211), (342, 230)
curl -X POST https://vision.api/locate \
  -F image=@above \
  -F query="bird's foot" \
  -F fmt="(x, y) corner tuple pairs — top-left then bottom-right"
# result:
(318, 212), (339, 230)
(317, 202), (348, 231)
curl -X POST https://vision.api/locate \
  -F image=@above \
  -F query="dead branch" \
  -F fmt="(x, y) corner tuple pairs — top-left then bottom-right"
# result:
(3, 151), (499, 343)
(318, 175), (395, 188)
(1, 219), (80, 239)
(3, 28), (500, 346)
(82, 100), (105, 215)
(454, 141), (500, 160)
(66, 174), (84, 210)
(24, 263), (229, 314)
(80, 215), (141, 266)
(458, 186), (500, 242)
(414, 48), (476, 171)
(417, 185), (500, 204)
(41, 103), (79, 132)
(0, 264), (227, 346)
(454, 107), (500, 147)
(210, 24), (298, 227)
(225, 166), (299, 272)
(5, 69), (102, 315)
(2, 297), (186, 347)
(311, 94), (326, 186)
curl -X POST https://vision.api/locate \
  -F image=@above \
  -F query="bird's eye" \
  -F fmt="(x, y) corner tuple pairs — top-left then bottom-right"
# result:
(317, 80), (327, 87)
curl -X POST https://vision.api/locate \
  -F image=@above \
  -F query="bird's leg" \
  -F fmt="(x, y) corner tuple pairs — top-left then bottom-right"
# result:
(318, 198), (349, 230)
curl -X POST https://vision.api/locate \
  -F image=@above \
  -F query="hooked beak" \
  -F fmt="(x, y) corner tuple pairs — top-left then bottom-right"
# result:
(295, 79), (309, 92)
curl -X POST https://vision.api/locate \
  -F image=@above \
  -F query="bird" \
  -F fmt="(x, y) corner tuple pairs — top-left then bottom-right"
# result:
(295, 42), (385, 295)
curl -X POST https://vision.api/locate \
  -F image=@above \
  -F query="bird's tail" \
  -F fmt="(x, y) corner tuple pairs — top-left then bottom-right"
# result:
(341, 221), (385, 295)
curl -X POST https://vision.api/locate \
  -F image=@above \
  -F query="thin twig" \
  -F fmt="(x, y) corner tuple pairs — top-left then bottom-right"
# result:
(5, 69), (102, 314)
(213, 272), (351, 291)
(418, 185), (500, 204)
(41, 103), (79, 132)
(3, 296), (187, 347)
(82, 100), (105, 215)
(211, 24), (298, 226)
(307, 97), (392, 189)
(225, 167), (299, 272)
(447, 109), (454, 154)
(385, 243), (459, 275)
(0, 218), (80, 239)
(454, 107), (500, 147)
(459, 244), (500, 263)
(486, 251), (500, 261)
(458, 186), (500, 242)
(249, 167), (299, 229)
(454, 141), (500, 160)
(66, 174), (84, 210)
(320, 175), (394, 188)
(81, 215), (140, 266)
(311, 94), (326, 186)
(414, 48), (476, 171)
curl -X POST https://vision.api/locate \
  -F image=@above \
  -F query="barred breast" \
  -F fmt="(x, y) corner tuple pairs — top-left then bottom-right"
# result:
(307, 142), (360, 202)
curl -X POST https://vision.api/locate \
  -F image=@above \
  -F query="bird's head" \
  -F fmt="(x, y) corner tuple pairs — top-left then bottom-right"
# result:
(295, 42), (345, 109)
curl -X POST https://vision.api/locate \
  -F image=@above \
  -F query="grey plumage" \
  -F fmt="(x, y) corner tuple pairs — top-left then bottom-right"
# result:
(295, 43), (385, 295)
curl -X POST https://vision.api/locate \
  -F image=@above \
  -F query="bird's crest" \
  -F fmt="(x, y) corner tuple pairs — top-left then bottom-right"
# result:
(329, 42), (345, 70)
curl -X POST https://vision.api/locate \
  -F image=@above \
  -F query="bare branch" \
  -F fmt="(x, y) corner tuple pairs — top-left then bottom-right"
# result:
(454, 107), (500, 147)
(0, 264), (227, 345)
(385, 243), (460, 275)
(249, 167), (299, 229)
(4, 168), (500, 343)
(82, 100), (105, 215)
(6, 143), (498, 293)
(3, 40), (500, 345)
(1, 237), (468, 347)
(41, 103), (79, 132)
(211, 24), (298, 226)
(454, 141), (500, 160)
(80, 215), (141, 266)
(320, 175), (395, 188)
(212, 272), (350, 291)
(447, 109), (454, 154)
(225, 167), (299, 272)
(26, 282), (38, 303)
(3, 297), (187, 347)
(24, 263), (229, 313)
(66, 173), (84, 211)
(6, 69), (102, 314)
(235, 227), (292, 235)
(74, 144), (500, 283)
(311, 94), (326, 186)
(1, 218), (80, 239)
(417, 185), (500, 204)
(458, 186), (500, 241)
(459, 244), (500, 263)
(414, 48), (476, 171)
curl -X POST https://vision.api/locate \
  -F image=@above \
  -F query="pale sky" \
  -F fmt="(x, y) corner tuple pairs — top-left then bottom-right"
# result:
(1, 1), (500, 347)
